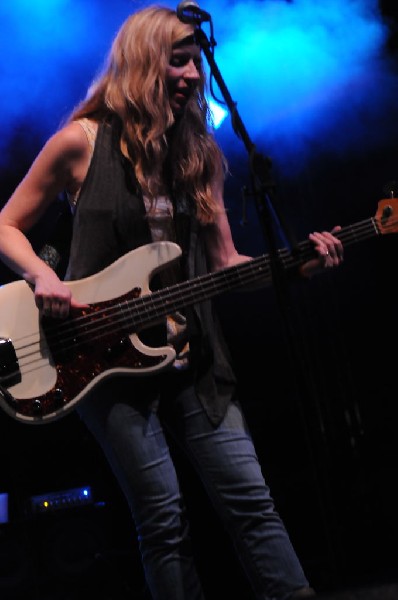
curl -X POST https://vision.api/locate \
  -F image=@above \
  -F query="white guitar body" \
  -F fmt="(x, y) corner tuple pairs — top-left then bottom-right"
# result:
(0, 242), (180, 424)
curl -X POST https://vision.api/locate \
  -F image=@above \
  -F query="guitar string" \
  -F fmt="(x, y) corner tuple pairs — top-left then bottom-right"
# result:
(4, 218), (381, 355)
(3, 217), (383, 381)
(1, 217), (391, 385)
(36, 216), (383, 348)
(39, 216), (379, 344)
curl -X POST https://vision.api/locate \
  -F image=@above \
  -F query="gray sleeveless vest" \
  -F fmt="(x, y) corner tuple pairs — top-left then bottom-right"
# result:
(66, 118), (237, 425)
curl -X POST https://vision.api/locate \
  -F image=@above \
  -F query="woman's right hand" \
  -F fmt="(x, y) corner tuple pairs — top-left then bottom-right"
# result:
(33, 269), (86, 318)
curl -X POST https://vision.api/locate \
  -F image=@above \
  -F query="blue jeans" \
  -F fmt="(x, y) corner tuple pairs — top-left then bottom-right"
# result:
(77, 372), (310, 600)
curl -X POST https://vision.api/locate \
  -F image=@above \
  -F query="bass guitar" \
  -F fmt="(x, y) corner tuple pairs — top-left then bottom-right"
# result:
(0, 198), (397, 424)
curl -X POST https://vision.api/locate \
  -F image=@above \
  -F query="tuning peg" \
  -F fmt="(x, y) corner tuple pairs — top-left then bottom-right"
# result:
(382, 180), (398, 198)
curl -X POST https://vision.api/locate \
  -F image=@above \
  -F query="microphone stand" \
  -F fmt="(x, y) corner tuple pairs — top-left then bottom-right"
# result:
(195, 27), (297, 280)
(195, 24), (340, 578)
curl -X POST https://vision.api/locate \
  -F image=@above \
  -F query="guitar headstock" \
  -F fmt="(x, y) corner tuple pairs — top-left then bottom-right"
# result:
(374, 198), (398, 236)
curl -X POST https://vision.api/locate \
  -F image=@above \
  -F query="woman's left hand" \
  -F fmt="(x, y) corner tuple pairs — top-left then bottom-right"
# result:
(300, 225), (344, 279)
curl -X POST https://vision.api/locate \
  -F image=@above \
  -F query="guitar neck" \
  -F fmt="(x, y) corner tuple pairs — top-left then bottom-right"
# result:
(280, 214), (380, 271)
(131, 215), (380, 328)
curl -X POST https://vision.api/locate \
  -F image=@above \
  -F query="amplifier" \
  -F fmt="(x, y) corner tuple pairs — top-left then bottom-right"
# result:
(30, 485), (93, 515)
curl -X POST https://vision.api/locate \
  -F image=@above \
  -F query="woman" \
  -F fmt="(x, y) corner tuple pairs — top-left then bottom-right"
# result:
(0, 6), (343, 599)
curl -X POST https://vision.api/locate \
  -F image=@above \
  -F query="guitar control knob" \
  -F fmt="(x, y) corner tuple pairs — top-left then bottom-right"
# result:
(54, 388), (64, 405)
(33, 399), (42, 415)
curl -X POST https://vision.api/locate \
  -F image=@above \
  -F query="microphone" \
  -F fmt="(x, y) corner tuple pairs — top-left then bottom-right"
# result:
(176, 1), (211, 25)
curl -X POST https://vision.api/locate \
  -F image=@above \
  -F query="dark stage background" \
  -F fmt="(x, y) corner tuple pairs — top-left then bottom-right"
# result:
(1, 1), (398, 598)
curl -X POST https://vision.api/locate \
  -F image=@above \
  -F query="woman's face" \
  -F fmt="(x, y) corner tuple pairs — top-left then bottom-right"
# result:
(166, 40), (202, 115)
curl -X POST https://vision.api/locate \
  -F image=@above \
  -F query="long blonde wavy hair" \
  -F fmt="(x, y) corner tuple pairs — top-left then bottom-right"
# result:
(69, 5), (226, 223)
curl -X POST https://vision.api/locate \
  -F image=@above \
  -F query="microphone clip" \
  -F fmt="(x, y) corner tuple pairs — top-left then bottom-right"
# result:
(176, 1), (211, 26)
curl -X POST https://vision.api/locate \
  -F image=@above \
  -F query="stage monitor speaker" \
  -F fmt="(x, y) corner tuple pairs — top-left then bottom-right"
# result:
(0, 503), (146, 599)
